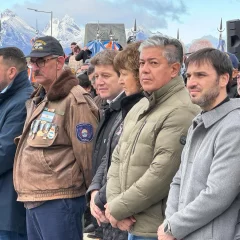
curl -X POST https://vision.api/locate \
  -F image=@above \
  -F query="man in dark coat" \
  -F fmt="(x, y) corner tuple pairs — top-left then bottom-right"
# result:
(226, 52), (239, 98)
(85, 49), (124, 238)
(87, 42), (144, 240)
(90, 50), (124, 181)
(0, 47), (33, 239)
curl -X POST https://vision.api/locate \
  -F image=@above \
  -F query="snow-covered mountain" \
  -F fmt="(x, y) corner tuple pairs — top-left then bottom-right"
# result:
(125, 25), (164, 42)
(42, 14), (84, 49)
(0, 9), (38, 53)
(185, 35), (220, 53)
(0, 9), (221, 55)
(0, 10), (84, 54)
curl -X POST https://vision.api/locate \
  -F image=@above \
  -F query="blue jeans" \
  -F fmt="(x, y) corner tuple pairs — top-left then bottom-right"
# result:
(128, 233), (158, 240)
(0, 230), (27, 240)
(26, 196), (86, 240)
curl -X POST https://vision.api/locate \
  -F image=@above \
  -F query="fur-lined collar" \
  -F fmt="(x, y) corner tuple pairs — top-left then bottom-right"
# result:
(31, 70), (78, 102)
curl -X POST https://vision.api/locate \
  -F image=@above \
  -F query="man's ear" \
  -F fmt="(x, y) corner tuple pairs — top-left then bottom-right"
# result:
(220, 73), (230, 88)
(170, 62), (181, 78)
(232, 68), (239, 79)
(57, 56), (65, 69)
(8, 67), (17, 81)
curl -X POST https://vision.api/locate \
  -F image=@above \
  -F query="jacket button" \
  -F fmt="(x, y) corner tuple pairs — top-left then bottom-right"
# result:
(180, 135), (186, 145)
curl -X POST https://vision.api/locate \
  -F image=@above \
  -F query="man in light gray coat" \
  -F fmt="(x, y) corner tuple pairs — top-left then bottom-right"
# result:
(158, 48), (240, 240)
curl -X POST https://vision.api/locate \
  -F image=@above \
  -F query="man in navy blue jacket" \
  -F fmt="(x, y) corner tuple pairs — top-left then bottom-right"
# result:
(0, 47), (33, 239)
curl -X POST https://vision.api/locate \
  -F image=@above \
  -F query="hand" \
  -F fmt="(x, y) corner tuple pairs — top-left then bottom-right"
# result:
(90, 191), (101, 224)
(104, 203), (118, 228)
(104, 203), (111, 219)
(90, 191), (109, 225)
(98, 212), (110, 224)
(158, 224), (176, 240)
(117, 217), (136, 231)
(83, 46), (88, 51)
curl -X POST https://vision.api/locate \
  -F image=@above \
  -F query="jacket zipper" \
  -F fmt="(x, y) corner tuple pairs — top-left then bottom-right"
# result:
(131, 120), (147, 155)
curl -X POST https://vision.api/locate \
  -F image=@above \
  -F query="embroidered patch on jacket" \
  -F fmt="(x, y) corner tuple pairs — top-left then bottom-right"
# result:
(76, 123), (93, 142)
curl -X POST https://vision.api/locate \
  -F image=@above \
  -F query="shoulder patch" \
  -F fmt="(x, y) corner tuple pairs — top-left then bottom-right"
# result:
(76, 123), (93, 142)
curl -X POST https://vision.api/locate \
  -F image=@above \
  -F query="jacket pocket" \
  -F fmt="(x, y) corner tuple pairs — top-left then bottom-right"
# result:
(27, 127), (58, 147)
(39, 149), (54, 173)
(26, 134), (57, 174)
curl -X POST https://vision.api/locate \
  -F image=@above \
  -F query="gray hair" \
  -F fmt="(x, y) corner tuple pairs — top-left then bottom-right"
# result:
(139, 35), (183, 66)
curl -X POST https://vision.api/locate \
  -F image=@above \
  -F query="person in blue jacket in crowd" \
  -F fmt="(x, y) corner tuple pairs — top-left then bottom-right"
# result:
(0, 47), (33, 240)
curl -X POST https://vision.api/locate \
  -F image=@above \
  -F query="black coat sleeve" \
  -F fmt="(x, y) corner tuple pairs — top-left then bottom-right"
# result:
(86, 154), (107, 201)
(75, 50), (91, 63)
(0, 103), (27, 176)
(94, 183), (107, 211)
(75, 50), (85, 62)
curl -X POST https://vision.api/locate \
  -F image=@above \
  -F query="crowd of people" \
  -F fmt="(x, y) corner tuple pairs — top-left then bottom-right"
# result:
(0, 33), (240, 240)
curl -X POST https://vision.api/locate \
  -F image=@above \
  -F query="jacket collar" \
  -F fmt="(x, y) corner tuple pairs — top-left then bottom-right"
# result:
(121, 92), (144, 118)
(201, 99), (240, 128)
(108, 92), (126, 111)
(31, 70), (78, 104)
(0, 70), (30, 100)
(143, 76), (185, 110)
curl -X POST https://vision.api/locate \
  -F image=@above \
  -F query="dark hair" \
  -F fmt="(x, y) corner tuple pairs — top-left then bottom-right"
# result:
(186, 48), (233, 91)
(77, 73), (92, 88)
(71, 42), (77, 46)
(114, 42), (141, 83)
(74, 45), (81, 52)
(90, 49), (119, 75)
(0, 47), (27, 72)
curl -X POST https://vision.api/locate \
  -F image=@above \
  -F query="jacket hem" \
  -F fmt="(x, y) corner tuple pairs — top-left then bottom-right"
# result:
(130, 230), (157, 238)
(17, 188), (86, 202)
(0, 224), (26, 235)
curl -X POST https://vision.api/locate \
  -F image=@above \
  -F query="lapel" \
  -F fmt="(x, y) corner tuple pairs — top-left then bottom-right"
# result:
(93, 106), (110, 146)
(94, 92), (126, 144)
(18, 98), (48, 148)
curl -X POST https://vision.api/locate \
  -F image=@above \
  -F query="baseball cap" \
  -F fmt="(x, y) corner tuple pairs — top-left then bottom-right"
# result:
(225, 52), (239, 69)
(26, 36), (65, 58)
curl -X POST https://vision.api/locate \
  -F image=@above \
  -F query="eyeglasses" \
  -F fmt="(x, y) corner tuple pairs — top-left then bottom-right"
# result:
(29, 56), (58, 68)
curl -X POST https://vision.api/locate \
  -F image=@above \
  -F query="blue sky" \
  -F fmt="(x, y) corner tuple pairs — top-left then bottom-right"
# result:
(1, 0), (240, 44)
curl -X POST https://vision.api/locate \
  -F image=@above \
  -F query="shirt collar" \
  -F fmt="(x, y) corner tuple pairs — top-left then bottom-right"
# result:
(107, 91), (124, 104)
(0, 85), (9, 94)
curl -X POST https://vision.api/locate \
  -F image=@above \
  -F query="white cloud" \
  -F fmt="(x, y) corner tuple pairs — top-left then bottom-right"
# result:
(11, 0), (187, 31)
